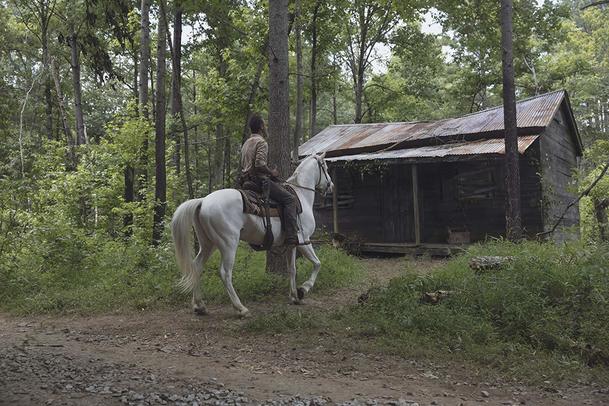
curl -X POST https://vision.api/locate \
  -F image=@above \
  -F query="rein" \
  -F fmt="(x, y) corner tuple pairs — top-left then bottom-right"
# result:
(285, 182), (317, 192)
(285, 157), (330, 194)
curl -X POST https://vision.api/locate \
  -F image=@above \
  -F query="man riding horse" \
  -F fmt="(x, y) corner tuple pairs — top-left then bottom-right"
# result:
(239, 114), (299, 247)
(172, 128), (333, 315)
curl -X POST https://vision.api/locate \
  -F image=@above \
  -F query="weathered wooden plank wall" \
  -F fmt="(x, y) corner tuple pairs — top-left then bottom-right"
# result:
(314, 164), (414, 242)
(316, 150), (545, 245)
(539, 106), (580, 242)
(416, 152), (543, 243)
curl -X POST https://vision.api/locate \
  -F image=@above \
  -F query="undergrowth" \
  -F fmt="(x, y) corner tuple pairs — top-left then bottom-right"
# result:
(0, 233), (362, 314)
(354, 241), (609, 381)
(243, 240), (609, 382)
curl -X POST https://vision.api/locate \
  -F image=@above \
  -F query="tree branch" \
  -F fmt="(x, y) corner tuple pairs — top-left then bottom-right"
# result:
(538, 161), (609, 237)
(581, 0), (609, 10)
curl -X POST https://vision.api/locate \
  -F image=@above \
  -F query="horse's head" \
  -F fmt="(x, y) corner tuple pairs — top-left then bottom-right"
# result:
(313, 152), (334, 196)
(290, 152), (334, 195)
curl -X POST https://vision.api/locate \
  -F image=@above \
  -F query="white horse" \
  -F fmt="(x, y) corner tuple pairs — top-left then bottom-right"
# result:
(171, 153), (334, 317)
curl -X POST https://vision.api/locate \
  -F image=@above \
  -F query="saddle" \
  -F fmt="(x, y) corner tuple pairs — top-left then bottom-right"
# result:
(237, 182), (302, 217)
(237, 181), (303, 251)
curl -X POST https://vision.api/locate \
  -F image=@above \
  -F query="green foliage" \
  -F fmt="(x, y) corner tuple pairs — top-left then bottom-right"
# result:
(0, 220), (361, 313)
(347, 241), (609, 375)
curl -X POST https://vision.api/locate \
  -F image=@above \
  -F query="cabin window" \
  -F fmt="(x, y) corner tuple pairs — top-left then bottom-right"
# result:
(455, 167), (496, 201)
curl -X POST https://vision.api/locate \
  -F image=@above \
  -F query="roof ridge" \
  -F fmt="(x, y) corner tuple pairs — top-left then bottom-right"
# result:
(453, 89), (566, 119)
(325, 90), (566, 128)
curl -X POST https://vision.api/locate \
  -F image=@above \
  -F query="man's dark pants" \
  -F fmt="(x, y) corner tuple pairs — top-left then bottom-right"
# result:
(244, 174), (299, 244)
(267, 181), (298, 244)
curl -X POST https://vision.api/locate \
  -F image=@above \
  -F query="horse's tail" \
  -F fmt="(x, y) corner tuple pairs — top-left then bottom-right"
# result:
(171, 198), (203, 293)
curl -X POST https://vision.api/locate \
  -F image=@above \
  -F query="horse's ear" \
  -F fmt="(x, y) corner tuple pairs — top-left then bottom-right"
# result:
(318, 151), (327, 159)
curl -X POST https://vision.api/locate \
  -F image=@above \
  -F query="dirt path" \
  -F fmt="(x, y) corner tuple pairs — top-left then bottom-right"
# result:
(1, 258), (608, 406)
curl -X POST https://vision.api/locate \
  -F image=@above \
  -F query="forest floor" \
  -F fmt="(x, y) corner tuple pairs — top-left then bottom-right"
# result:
(1, 257), (608, 406)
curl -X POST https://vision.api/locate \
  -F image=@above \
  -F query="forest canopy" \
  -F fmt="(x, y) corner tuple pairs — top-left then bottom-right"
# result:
(0, 0), (608, 273)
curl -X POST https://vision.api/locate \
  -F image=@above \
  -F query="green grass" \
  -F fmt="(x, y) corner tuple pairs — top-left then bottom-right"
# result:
(349, 240), (609, 381)
(242, 240), (609, 383)
(0, 235), (363, 314)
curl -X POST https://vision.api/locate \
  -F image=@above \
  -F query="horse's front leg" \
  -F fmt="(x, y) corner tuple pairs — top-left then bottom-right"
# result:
(287, 247), (301, 304)
(297, 244), (321, 298)
(218, 238), (249, 317)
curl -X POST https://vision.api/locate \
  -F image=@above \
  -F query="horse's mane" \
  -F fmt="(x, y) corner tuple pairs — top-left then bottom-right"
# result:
(287, 155), (318, 183)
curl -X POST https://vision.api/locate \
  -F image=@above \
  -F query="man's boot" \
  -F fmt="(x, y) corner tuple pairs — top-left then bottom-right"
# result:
(283, 198), (299, 246)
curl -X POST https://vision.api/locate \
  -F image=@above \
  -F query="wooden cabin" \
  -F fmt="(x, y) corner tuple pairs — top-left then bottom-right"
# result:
(300, 90), (583, 254)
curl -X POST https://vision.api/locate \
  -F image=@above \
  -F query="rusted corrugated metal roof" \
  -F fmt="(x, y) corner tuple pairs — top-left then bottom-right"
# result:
(326, 135), (540, 163)
(300, 90), (582, 157)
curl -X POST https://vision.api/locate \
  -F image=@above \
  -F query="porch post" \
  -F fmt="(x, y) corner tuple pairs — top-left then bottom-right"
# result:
(332, 167), (339, 234)
(412, 164), (421, 245)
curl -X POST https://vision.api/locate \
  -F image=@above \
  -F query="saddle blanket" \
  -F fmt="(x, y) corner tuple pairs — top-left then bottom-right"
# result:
(237, 184), (302, 218)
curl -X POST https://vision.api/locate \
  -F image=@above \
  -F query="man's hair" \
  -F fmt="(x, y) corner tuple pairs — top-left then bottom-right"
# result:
(249, 114), (264, 134)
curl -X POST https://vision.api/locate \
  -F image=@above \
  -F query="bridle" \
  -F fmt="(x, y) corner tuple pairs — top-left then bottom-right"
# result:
(286, 156), (332, 195)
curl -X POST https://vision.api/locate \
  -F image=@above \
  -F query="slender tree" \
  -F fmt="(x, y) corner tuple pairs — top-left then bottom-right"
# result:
(343, 0), (398, 123)
(138, 0), (151, 118)
(49, 57), (76, 167)
(160, 0), (193, 198)
(13, 0), (57, 140)
(309, 0), (321, 137)
(170, 1), (182, 174)
(124, 21), (138, 231)
(500, 0), (522, 240)
(68, 25), (86, 145)
(136, 0), (151, 203)
(293, 0), (304, 161)
(41, 1), (54, 141)
(267, 0), (290, 273)
(241, 59), (265, 146)
(152, 2), (168, 245)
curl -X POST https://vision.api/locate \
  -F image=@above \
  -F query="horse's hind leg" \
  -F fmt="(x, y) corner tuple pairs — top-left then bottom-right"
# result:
(297, 244), (321, 298)
(287, 248), (301, 304)
(191, 241), (214, 315)
(218, 239), (249, 317)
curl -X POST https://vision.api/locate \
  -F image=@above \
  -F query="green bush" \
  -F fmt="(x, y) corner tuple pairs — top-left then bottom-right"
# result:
(0, 224), (362, 314)
(348, 240), (609, 370)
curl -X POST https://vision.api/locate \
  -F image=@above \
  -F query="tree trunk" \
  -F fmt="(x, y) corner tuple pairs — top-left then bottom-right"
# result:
(354, 69), (365, 123)
(161, 1), (193, 198)
(224, 134), (231, 186)
(332, 83), (338, 125)
(50, 58), (76, 168)
(594, 198), (608, 241)
(309, 1), (320, 138)
(152, 4), (167, 245)
(132, 48), (139, 103)
(170, 4), (182, 174)
(123, 166), (135, 231)
(42, 28), (53, 140)
(138, 0), (151, 118)
(138, 0), (151, 199)
(293, 0), (303, 162)
(69, 30), (87, 145)
(242, 59), (265, 145)
(213, 122), (225, 189)
(212, 54), (227, 189)
(267, 0), (290, 274)
(124, 45), (139, 232)
(192, 68), (201, 188)
(500, 0), (522, 240)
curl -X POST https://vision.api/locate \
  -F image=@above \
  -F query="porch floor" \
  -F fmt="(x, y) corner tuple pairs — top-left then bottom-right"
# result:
(360, 242), (467, 257)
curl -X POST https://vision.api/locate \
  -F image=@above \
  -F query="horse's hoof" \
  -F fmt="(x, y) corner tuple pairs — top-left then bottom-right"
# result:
(238, 309), (251, 318)
(193, 306), (208, 316)
(297, 287), (306, 300)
